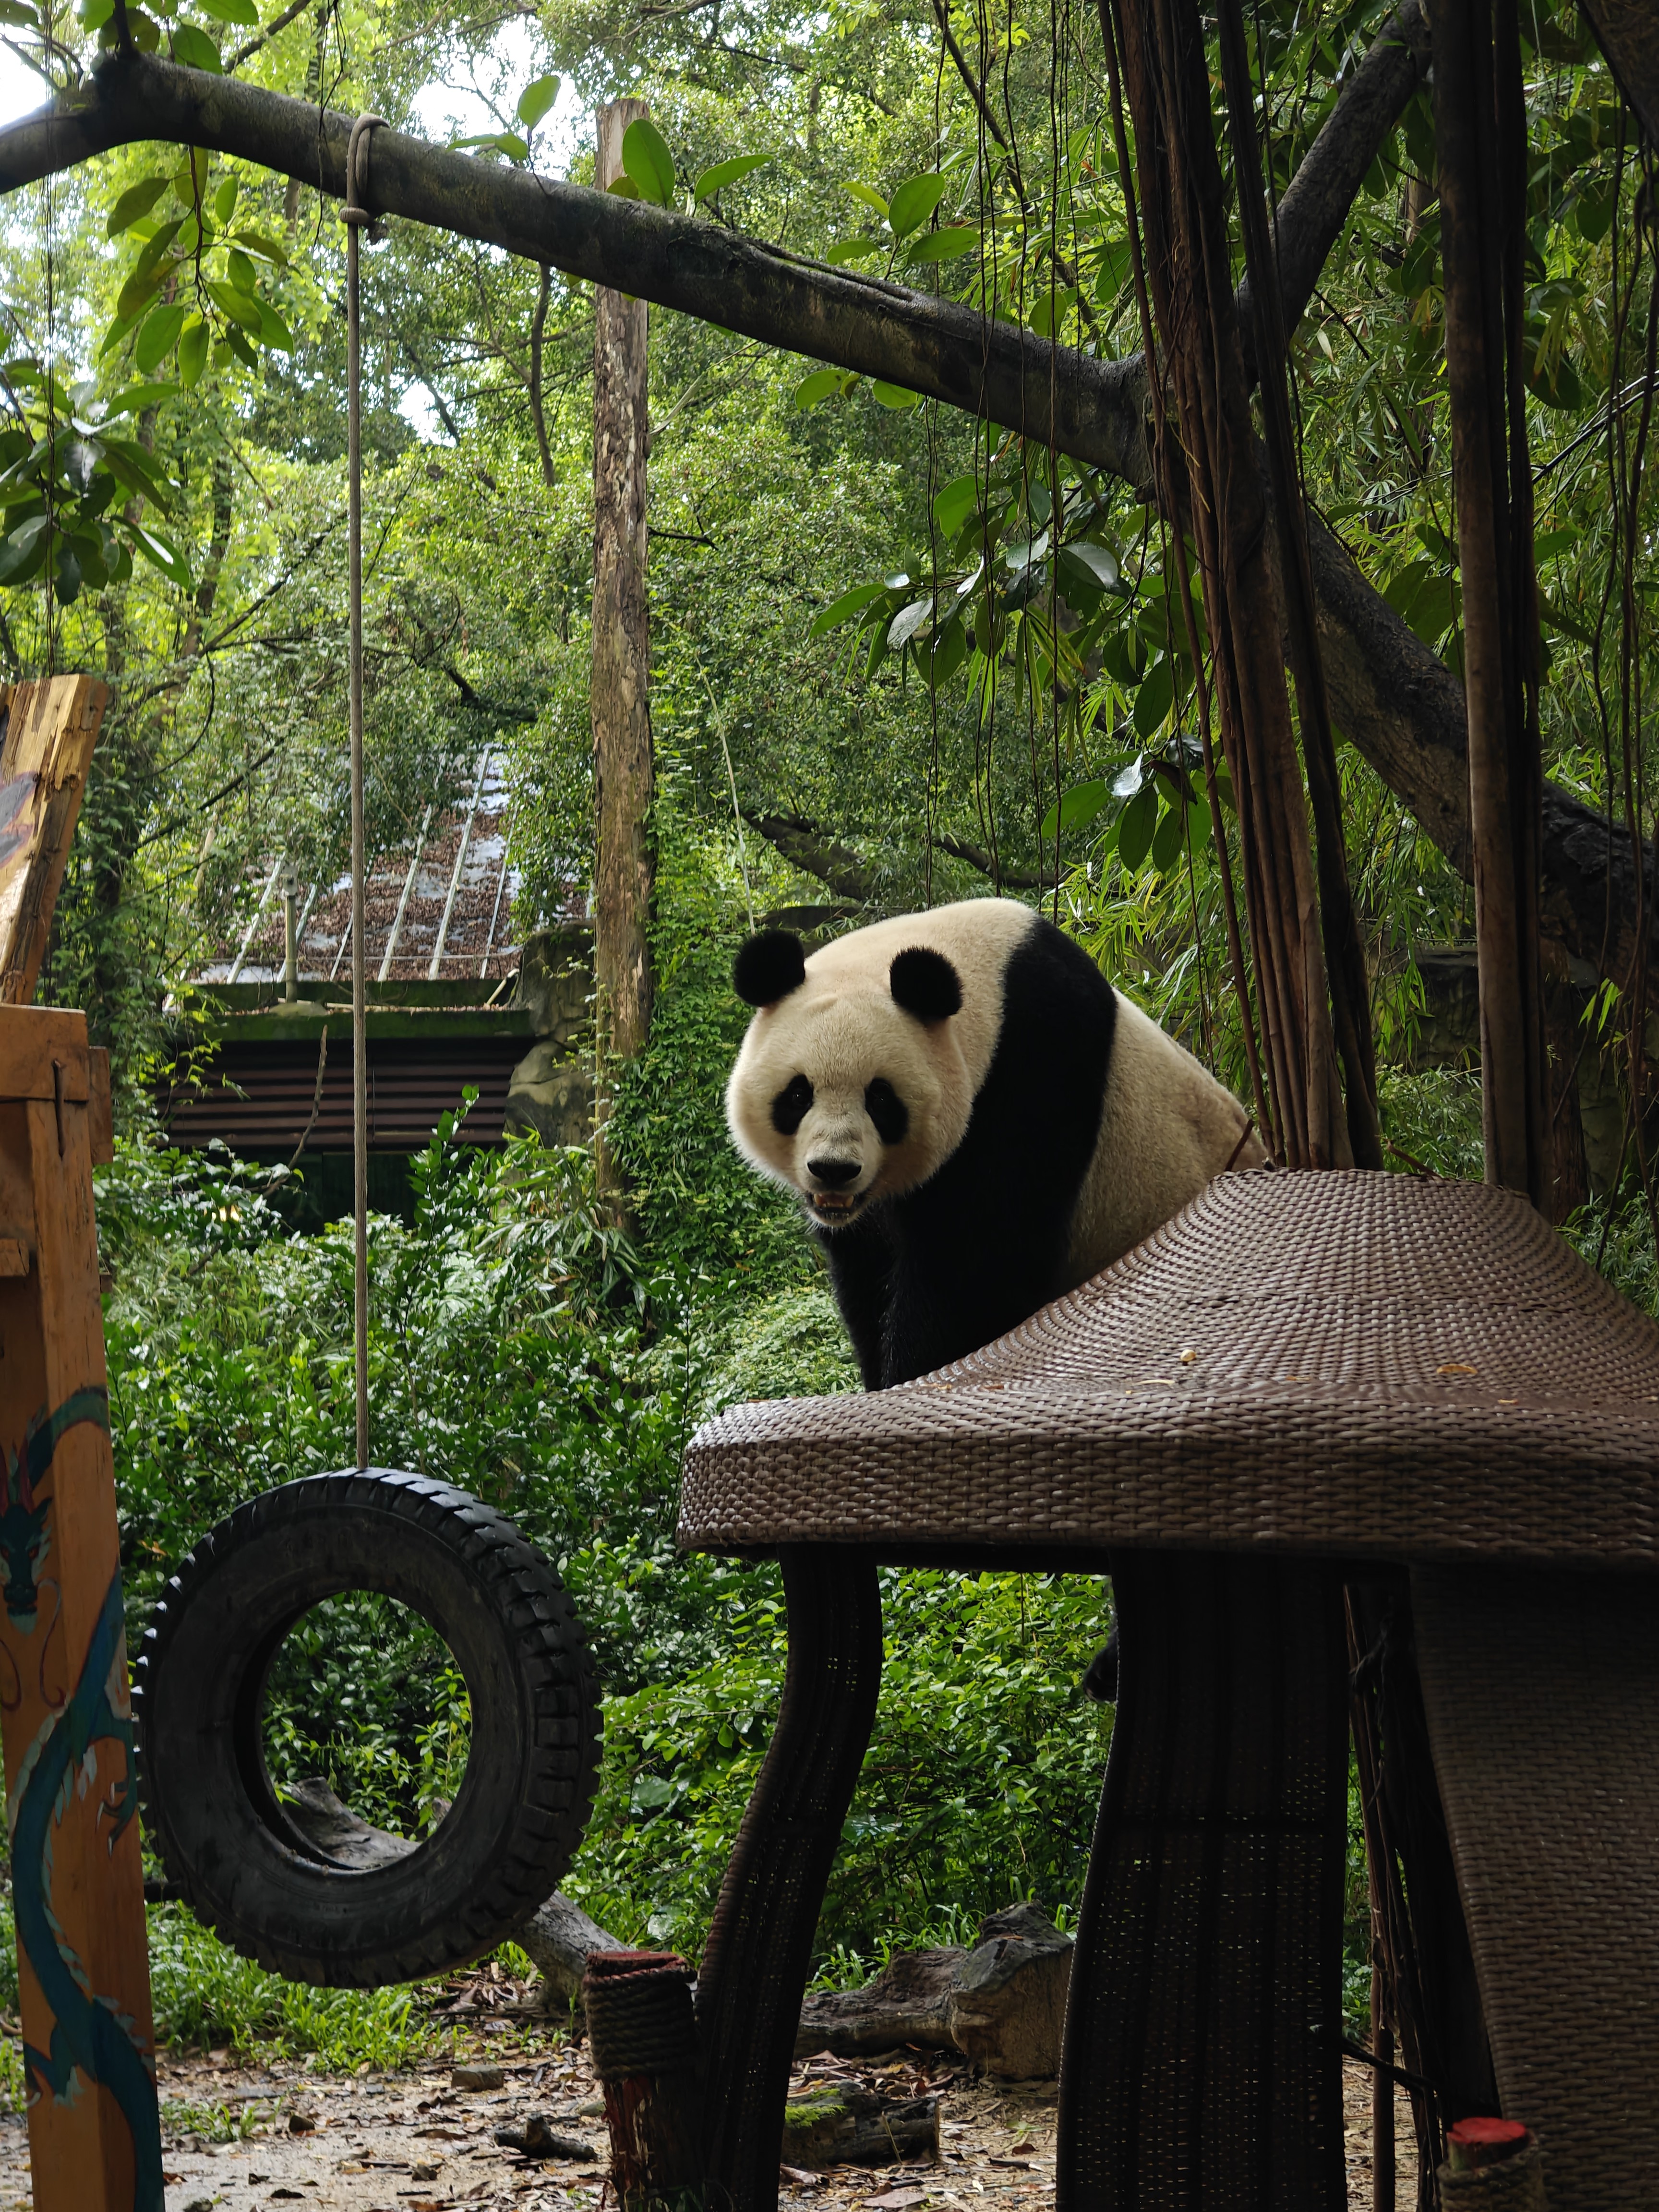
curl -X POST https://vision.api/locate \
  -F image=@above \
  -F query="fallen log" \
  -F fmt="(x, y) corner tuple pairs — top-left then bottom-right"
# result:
(796, 1947), (965, 2059)
(946, 1906), (1073, 2081)
(782, 2087), (942, 2168)
(794, 1907), (1075, 2078)
(514, 1892), (628, 2018)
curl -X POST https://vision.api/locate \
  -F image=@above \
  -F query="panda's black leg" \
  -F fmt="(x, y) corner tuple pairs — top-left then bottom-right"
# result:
(817, 1211), (894, 1391)
(1081, 1616), (1119, 1703)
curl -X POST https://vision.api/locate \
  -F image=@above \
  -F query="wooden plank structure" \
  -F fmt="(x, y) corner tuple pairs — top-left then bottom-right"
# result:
(0, 677), (164, 2212)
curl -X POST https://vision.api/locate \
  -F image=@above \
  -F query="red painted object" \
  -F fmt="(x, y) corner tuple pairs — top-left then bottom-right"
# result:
(1449, 2116), (1532, 2170)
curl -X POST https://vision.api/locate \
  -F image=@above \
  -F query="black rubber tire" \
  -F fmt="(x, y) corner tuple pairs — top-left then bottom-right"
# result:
(133, 1468), (601, 1988)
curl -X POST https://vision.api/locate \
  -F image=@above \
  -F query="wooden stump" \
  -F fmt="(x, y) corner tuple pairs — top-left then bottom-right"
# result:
(585, 1948), (704, 2212)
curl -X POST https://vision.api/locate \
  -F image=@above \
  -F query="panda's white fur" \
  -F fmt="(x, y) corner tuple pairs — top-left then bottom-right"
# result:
(727, 896), (1262, 1389)
(1067, 990), (1266, 1280)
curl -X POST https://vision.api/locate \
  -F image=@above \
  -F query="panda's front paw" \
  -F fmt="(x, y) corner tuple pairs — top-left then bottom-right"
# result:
(1081, 1627), (1118, 1703)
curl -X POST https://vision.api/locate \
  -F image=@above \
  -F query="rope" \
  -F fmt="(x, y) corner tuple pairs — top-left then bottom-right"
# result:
(582, 1950), (698, 2080)
(344, 112), (384, 1471)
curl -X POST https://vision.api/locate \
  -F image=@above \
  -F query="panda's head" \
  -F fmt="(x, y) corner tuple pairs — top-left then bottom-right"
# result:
(724, 926), (969, 1228)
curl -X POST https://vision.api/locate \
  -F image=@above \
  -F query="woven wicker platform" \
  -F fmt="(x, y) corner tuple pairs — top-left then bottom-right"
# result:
(680, 1169), (1659, 1569)
(682, 1170), (1659, 2211)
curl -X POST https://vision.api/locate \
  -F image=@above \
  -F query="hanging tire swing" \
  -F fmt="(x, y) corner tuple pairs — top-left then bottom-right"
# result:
(132, 121), (601, 1986)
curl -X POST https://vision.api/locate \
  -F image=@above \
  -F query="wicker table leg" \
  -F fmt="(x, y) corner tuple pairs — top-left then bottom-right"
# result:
(1413, 1563), (1659, 2212)
(1057, 1552), (1349, 2212)
(695, 1546), (883, 2212)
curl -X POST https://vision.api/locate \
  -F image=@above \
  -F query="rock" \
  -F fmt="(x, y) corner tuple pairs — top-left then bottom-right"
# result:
(503, 1040), (595, 1148)
(781, 2087), (941, 2168)
(453, 2064), (505, 2091)
(945, 1906), (1073, 2080)
(512, 928), (593, 1041)
(287, 2109), (317, 2134)
(794, 1947), (966, 2059)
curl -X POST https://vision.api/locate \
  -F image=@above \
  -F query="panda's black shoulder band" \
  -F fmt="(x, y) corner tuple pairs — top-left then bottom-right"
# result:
(733, 929), (807, 1006)
(890, 946), (962, 1022)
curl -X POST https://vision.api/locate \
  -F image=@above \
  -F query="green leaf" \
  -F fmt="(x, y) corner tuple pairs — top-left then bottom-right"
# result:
(98, 312), (138, 363)
(888, 597), (934, 650)
(1133, 655), (1175, 737)
(870, 380), (921, 411)
(226, 245), (258, 294)
(1094, 237), (1132, 303)
(810, 581), (884, 637)
(170, 21), (222, 70)
(1059, 541), (1119, 594)
(794, 368), (844, 411)
(116, 261), (168, 324)
(1150, 799), (1185, 873)
(255, 300), (293, 352)
(197, 0), (258, 19)
(178, 316), (209, 388)
(107, 176), (169, 238)
(1117, 784), (1157, 871)
(694, 153), (772, 203)
(126, 8), (161, 49)
(102, 381), (178, 417)
(213, 175), (239, 225)
(233, 230), (289, 265)
(135, 301), (186, 374)
(826, 237), (879, 267)
(130, 522), (192, 589)
(517, 73), (560, 129)
(1186, 795), (1213, 853)
(842, 180), (889, 219)
(606, 174), (641, 200)
(77, 0), (112, 24)
(932, 474), (980, 539)
(1038, 778), (1113, 843)
(903, 224), (979, 265)
(622, 118), (676, 208)
(925, 613), (968, 689)
(454, 130), (530, 162)
(224, 323), (259, 370)
(888, 171), (946, 239)
(0, 514), (50, 587)
(206, 280), (263, 334)
(0, 0), (35, 22)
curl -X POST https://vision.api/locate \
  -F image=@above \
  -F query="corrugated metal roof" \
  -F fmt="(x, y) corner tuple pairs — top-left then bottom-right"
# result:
(163, 1033), (526, 1154)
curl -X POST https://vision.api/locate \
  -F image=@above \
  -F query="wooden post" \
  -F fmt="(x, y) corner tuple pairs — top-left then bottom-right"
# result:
(0, 1003), (162, 2212)
(0, 677), (108, 1005)
(591, 99), (654, 1187)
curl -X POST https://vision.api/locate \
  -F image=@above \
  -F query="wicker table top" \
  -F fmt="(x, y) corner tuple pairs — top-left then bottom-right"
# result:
(680, 1170), (1659, 1571)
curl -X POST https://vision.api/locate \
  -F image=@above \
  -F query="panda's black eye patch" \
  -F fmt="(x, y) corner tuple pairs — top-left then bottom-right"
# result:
(771, 1074), (814, 1136)
(864, 1078), (909, 1145)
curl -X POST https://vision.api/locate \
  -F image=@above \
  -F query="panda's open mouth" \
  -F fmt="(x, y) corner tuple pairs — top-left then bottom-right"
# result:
(807, 1190), (863, 1223)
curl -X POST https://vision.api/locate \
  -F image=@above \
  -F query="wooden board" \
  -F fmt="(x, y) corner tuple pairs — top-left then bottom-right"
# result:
(0, 677), (108, 1007)
(0, 1004), (162, 2212)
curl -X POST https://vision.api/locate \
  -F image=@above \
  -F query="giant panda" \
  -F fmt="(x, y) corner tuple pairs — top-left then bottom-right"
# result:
(726, 895), (1264, 1394)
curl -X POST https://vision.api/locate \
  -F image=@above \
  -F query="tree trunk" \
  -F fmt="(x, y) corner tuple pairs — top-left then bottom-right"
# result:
(1434, 0), (1550, 1208)
(591, 98), (653, 1185)
(1111, 0), (1351, 1168)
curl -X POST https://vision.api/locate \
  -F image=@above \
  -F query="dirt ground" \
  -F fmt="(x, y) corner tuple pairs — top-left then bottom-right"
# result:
(0, 2024), (1418, 2211)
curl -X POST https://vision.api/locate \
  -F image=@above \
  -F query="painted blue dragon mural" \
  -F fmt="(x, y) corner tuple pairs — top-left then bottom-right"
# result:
(1, 1386), (163, 2212)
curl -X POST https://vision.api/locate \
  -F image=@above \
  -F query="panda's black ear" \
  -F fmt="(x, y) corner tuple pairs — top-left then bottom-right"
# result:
(890, 946), (962, 1023)
(733, 929), (807, 1007)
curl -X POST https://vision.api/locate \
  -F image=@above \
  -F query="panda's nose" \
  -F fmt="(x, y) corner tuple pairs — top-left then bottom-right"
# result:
(807, 1157), (861, 1189)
